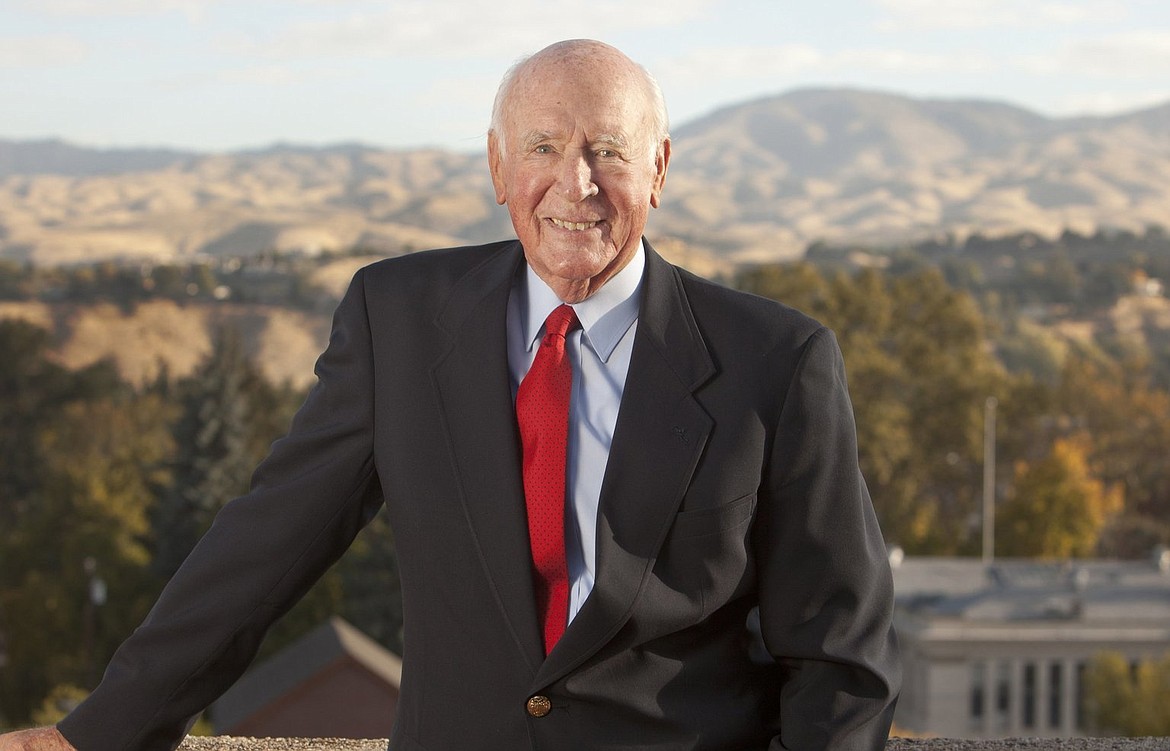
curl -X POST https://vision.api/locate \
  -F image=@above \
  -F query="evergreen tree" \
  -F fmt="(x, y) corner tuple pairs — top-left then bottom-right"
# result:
(150, 326), (259, 578)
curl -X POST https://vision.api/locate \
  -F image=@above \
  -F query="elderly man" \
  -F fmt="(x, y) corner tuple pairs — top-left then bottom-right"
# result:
(1, 39), (899, 751)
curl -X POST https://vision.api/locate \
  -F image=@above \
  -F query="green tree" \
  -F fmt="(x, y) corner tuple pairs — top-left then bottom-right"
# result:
(879, 269), (1006, 553)
(1055, 353), (1170, 523)
(0, 321), (120, 527)
(150, 327), (264, 577)
(335, 510), (403, 654)
(30, 685), (88, 727)
(737, 264), (1010, 553)
(0, 392), (173, 724)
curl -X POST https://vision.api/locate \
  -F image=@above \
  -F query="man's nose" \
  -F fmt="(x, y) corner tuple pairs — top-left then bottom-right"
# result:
(559, 152), (598, 201)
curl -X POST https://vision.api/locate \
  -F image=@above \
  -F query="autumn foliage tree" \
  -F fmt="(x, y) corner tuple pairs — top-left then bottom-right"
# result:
(997, 434), (1124, 557)
(6, 246), (1170, 726)
(737, 263), (1009, 553)
(1083, 651), (1170, 735)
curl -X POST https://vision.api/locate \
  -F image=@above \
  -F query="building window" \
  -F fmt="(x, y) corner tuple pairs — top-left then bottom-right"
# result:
(996, 660), (1011, 731)
(1048, 662), (1063, 729)
(1022, 662), (1036, 729)
(970, 661), (986, 726)
(1075, 661), (1087, 730)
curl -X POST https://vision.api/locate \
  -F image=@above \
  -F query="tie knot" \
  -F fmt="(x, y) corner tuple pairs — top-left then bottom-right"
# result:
(543, 304), (579, 341)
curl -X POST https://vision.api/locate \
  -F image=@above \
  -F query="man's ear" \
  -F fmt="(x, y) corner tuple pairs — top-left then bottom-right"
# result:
(649, 137), (671, 209)
(488, 132), (507, 206)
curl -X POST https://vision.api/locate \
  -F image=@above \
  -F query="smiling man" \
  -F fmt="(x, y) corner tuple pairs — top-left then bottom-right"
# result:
(1, 40), (899, 751)
(487, 42), (669, 304)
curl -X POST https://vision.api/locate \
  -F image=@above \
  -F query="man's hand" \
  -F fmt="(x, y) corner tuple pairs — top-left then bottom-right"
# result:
(0, 727), (76, 751)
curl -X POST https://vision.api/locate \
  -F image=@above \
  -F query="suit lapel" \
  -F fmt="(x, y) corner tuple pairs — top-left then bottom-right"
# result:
(535, 244), (716, 687)
(430, 242), (546, 672)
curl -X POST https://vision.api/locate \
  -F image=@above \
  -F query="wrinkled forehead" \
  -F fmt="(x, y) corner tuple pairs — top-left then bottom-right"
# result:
(502, 59), (656, 146)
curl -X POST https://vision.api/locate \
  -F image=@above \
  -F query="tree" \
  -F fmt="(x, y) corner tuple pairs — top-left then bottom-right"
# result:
(1083, 651), (1170, 735)
(0, 320), (121, 527)
(737, 263), (1011, 553)
(997, 434), (1123, 558)
(1097, 513), (1170, 559)
(0, 393), (173, 725)
(150, 326), (265, 578)
(1055, 353), (1170, 524)
(30, 686), (88, 727)
(877, 269), (1007, 553)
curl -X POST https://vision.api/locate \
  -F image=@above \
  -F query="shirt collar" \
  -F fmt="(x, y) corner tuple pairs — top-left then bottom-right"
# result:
(521, 242), (644, 363)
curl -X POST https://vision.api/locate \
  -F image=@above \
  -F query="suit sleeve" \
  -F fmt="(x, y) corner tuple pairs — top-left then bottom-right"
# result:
(755, 326), (901, 750)
(58, 269), (385, 751)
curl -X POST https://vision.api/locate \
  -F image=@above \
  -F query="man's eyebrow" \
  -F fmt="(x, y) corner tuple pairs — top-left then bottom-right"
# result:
(518, 130), (632, 151)
(520, 130), (557, 149)
(592, 133), (630, 150)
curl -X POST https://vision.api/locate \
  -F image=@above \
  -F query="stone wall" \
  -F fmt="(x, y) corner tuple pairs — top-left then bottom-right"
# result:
(175, 738), (1169, 750)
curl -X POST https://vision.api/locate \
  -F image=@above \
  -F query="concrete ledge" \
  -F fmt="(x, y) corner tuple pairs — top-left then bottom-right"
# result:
(175, 738), (1169, 750)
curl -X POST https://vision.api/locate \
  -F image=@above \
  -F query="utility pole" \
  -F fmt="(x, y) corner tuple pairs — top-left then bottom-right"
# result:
(82, 557), (107, 687)
(982, 396), (997, 566)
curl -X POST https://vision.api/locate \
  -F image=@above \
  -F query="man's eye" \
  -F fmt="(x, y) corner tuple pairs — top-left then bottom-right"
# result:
(597, 149), (618, 158)
(534, 145), (554, 154)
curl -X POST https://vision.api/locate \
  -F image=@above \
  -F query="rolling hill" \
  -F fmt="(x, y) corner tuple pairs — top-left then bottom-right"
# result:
(3, 89), (1168, 268)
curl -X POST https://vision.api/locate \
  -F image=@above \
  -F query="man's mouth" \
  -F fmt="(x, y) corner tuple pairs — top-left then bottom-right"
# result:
(549, 218), (599, 231)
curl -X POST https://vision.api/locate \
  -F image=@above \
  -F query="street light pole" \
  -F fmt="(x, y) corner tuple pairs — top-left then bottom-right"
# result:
(82, 557), (107, 687)
(982, 396), (998, 566)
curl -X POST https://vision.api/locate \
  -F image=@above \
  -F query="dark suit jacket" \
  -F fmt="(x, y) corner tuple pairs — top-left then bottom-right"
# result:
(59, 240), (900, 750)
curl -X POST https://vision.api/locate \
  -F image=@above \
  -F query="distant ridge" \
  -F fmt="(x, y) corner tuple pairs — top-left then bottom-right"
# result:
(661, 88), (1170, 261)
(0, 138), (198, 178)
(2, 89), (1169, 266)
(672, 88), (1055, 170)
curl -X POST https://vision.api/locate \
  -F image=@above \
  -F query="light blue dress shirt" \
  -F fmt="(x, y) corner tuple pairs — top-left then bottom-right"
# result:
(507, 244), (644, 624)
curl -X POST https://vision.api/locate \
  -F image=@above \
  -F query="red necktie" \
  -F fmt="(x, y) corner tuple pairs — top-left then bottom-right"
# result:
(517, 304), (580, 655)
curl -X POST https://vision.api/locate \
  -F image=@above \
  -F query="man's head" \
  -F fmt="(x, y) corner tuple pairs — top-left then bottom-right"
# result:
(488, 39), (670, 303)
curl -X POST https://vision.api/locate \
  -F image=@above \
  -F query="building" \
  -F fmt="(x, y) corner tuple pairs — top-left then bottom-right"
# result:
(892, 551), (1170, 738)
(210, 617), (401, 738)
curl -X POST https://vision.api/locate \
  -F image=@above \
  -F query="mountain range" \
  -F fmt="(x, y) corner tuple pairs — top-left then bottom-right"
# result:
(3, 88), (1170, 271)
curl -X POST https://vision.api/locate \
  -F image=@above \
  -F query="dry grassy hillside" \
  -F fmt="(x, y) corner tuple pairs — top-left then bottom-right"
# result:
(4, 89), (1170, 386)
(3, 90), (1169, 267)
(0, 240), (731, 389)
(1, 298), (330, 388)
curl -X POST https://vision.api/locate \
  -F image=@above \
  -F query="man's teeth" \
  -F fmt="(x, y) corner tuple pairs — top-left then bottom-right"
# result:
(551, 218), (598, 231)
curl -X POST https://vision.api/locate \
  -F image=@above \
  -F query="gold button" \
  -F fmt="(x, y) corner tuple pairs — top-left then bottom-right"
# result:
(526, 695), (552, 717)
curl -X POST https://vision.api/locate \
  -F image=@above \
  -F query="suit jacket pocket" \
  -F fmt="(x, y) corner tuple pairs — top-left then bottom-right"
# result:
(668, 492), (757, 540)
(649, 493), (757, 623)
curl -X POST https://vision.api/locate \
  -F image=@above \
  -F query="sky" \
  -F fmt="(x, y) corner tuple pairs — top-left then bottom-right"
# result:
(2, 0), (1169, 154)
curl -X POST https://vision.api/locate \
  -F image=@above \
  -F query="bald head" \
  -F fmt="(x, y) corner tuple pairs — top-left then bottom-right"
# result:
(489, 39), (669, 158)
(484, 38), (672, 302)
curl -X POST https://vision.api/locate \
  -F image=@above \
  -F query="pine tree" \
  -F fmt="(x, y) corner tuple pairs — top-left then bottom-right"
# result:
(151, 326), (258, 578)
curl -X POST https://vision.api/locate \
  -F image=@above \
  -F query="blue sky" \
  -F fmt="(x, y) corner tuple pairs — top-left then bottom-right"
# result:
(2, 0), (1169, 153)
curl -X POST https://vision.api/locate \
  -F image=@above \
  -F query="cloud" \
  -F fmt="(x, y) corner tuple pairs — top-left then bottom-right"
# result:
(215, 65), (308, 87)
(20, 0), (217, 19)
(226, 0), (715, 61)
(1050, 89), (1170, 116)
(872, 0), (1127, 31)
(1042, 30), (1170, 77)
(0, 34), (89, 68)
(661, 44), (997, 83)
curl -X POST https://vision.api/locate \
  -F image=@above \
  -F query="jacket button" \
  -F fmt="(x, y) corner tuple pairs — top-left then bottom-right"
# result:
(526, 695), (552, 717)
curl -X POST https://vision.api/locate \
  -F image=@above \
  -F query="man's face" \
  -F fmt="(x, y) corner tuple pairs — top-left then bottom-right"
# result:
(489, 55), (670, 303)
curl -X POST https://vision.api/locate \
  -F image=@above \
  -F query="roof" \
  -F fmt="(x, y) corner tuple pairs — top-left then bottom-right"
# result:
(210, 617), (402, 731)
(892, 554), (1170, 623)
